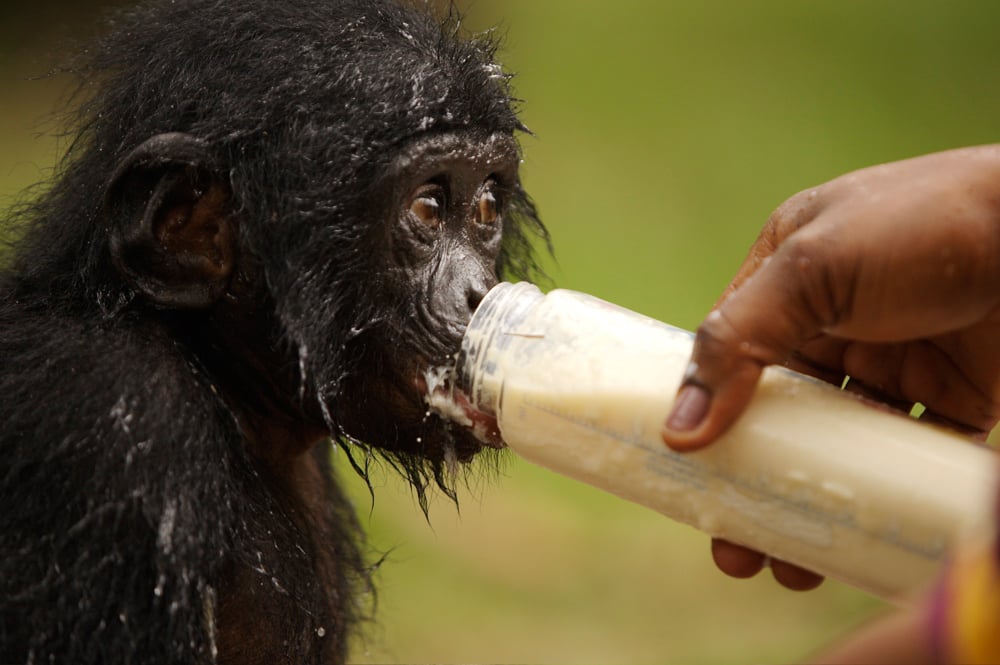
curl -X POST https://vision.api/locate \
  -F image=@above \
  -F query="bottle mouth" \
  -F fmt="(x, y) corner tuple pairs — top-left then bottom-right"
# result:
(455, 281), (544, 416)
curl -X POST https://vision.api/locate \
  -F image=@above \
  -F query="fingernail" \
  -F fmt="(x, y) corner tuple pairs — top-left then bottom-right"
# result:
(666, 384), (711, 433)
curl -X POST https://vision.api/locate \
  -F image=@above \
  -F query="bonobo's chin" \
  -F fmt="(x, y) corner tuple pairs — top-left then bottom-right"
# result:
(424, 423), (500, 465)
(349, 413), (500, 465)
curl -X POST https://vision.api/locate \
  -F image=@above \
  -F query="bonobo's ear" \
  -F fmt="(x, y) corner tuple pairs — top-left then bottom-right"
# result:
(106, 133), (236, 309)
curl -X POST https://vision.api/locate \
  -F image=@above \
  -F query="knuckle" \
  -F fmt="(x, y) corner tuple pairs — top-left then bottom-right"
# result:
(780, 227), (825, 263)
(694, 309), (741, 358)
(765, 187), (823, 245)
(688, 311), (743, 387)
(693, 307), (778, 374)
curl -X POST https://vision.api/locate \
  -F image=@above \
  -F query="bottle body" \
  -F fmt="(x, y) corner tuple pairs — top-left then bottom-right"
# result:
(457, 282), (997, 601)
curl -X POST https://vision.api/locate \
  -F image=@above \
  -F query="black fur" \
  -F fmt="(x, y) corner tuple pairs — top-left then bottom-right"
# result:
(0, 1), (547, 663)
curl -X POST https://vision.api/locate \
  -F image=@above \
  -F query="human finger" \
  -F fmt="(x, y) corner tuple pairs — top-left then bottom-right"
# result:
(841, 337), (1000, 436)
(710, 539), (767, 579)
(771, 559), (825, 591)
(711, 539), (825, 591)
(663, 229), (845, 450)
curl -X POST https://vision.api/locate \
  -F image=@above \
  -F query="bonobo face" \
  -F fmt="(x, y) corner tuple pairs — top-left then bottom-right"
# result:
(87, 0), (548, 498)
(335, 130), (520, 464)
(101, 129), (532, 470)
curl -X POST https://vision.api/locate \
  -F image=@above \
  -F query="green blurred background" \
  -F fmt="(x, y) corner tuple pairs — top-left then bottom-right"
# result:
(4, 1), (1000, 663)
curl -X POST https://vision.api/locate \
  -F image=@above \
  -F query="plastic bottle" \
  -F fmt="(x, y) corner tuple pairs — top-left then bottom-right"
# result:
(455, 281), (997, 601)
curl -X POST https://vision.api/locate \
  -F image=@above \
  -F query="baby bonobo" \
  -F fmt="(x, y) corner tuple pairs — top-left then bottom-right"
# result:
(0, 1), (547, 663)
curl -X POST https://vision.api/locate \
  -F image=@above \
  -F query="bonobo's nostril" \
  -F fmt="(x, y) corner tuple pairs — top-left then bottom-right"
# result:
(466, 270), (498, 314)
(467, 283), (488, 314)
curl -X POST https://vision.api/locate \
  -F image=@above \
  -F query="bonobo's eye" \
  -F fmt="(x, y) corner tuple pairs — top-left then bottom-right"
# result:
(476, 179), (500, 226)
(408, 183), (445, 228)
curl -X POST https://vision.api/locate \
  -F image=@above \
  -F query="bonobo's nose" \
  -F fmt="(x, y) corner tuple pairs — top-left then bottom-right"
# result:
(446, 253), (496, 318)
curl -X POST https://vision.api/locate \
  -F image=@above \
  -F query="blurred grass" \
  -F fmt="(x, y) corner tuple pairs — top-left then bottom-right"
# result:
(4, 1), (1000, 663)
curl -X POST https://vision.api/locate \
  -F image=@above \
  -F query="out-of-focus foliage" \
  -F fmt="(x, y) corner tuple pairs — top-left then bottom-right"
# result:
(3, 2), (999, 663)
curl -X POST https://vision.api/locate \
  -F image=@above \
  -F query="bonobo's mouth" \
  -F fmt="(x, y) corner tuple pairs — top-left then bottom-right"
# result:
(417, 367), (504, 450)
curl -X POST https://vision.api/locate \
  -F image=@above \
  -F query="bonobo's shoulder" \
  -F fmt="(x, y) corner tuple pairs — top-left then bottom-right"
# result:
(0, 300), (227, 450)
(0, 300), (186, 382)
(0, 299), (243, 663)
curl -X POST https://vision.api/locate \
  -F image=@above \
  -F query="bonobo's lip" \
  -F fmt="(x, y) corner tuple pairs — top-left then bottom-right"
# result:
(416, 372), (505, 450)
(450, 389), (505, 449)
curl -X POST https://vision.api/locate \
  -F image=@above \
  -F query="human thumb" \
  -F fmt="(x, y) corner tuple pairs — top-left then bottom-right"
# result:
(662, 243), (833, 451)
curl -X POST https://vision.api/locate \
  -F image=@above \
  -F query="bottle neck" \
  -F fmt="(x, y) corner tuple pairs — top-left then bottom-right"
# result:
(456, 281), (544, 416)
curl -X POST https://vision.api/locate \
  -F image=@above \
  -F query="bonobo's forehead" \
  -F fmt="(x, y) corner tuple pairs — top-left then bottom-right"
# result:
(384, 131), (521, 184)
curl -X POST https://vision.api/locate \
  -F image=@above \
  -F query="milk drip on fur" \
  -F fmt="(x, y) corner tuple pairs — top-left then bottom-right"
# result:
(455, 281), (997, 601)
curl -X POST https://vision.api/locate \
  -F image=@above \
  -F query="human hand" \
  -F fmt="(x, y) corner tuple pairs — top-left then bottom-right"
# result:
(661, 145), (1000, 589)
